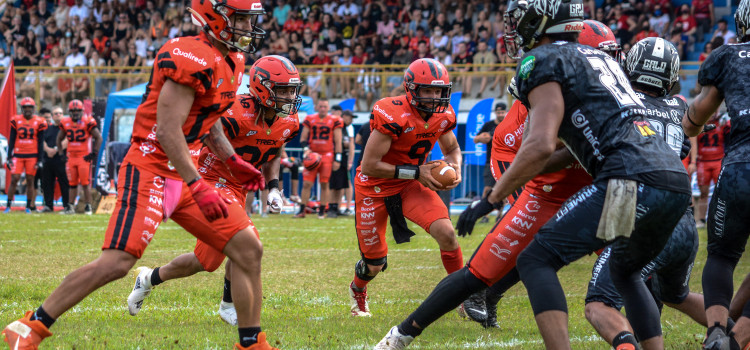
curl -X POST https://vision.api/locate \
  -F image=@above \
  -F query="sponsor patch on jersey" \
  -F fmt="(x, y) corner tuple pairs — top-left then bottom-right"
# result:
(519, 56), (535, 80)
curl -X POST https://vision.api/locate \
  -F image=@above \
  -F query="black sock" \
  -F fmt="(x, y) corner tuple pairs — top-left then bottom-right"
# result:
(238, 327), (262, 347)
(151, 267), (163, 286)
(612, 331), (638, 348)
(223, 277), (233, 303)
(329, 203), (338, 212)
(298, 204), (306, 213)
(30, 306), (56, 329)
(26, 198), (32, 209)
(398, 318), (423, 337)
(318, 205), (325, 215)
(7, 199), (11, 207)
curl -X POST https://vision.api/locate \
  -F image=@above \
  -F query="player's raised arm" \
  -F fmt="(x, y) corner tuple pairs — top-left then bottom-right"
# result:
(488, 82), (563, 204)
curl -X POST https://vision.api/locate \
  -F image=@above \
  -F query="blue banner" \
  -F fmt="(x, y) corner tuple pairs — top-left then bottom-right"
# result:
(430, 92), (462, 161)
(464, 98), (495, 165)
(338, 98), (356, 112)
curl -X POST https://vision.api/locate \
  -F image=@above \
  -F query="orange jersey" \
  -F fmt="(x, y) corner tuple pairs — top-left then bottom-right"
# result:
(198, 94), (300, 189)
(492, 101), (527, 163)
(59, 115), (97, 156)
(697, 119), (730, 162)
(10, 115), (47, 156)
(491, 101), (591, 204)
(122, 33), (246, 179)
(355, 95), (457, 197)
(302, 113), (343, 154)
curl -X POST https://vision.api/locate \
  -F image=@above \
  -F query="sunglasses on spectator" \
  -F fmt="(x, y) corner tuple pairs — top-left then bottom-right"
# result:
(53, 112), (63, 115)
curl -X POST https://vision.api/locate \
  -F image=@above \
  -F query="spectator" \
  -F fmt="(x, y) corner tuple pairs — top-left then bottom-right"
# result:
(36, 0), (51, 22)
(133, 29), (149, 57)
(411, 39), (433, 62)
(149, 11), (168, 40)
(144, 47), (155, 67)
(322, 27), (343, 58)
(609, 4), (636, 44)
(474, 102), (507, 198)
(712, 19), (737, 44)
(351, 43), (367, 64)
(372, 43), (393, 65)
(21, 30), (43, 64)
(288, 47), (304, 65)
(376, 12), (396, 42)
(429, 25), (449, 55)
(163, 0), (181, 23)
(288, 31), (303, 53)
(473, 40), (496, 99)
(417, 0), (434, 30)
(5, 15), (26, 44)
(13, 45), (32, 73)
(692, 0), (714, 43)
(180, 13), (197, 36)
(77, 28), (92, 57)
(40, 106), (70, 213)
(319, 13), (335, 40)
(64, 43), (86, 70)
(675, 4), (697, 49)
(273, 0), (291, 28)
(432, 12), (451, 34)
(268, 30), (288, 55)
(100, 12), (114, 38)
(632, 20), (658, 44)
(453, 41), (473, 96)
(151, 25), (168, 51)
(355, 58), (381, 111)
(91, 26), (111, 58)
(353, 17), (377, 46)
(435, 47), (452, 66)
(0, 46), (10, 67)
(474, 10), (491, 41)
(336, 0), (359, 22)
(135, 11), (149, 31)
(283, 12), (304, 34)
(113, 13), (133, 53)
(408, 26), (429, 53)
(450, 23), (466, 55)
(53, 0), (70, 28)
(90, 49), (108, 96)
(339, 10), (358, 46)
(303, 10), (322, 35)
(668, 28), (686, 59)
(309, 47), (331, 98)
(337, 45), (354, 97)
(649, 4), (670, 37)
(300, 28), (318, 63)
(452, 8), (472, 34)
(28, 14), (44, 39)
(68, 0), (89, 23)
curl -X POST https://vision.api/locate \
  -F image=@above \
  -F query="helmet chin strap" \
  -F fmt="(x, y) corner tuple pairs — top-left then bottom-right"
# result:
(525, 16), (549, 51)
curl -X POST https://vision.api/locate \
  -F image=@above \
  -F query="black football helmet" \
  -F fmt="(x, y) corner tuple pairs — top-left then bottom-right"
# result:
(503, 0), (585, 59)
(625, 37), (680, 96)
(737, 0), (750, 42)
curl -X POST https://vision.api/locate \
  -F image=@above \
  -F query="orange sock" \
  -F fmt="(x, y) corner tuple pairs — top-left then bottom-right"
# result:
(353, 276), (369, 290)
(440, 247), (464, 274)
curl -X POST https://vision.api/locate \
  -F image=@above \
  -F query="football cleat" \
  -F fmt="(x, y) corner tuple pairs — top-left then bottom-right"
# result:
(84, 204), (93, 215)
(348, 284), (371, 317)
(462, 290), (488, 324)
(615, 344), (636, 350)
(703, 323), (740, 350)
(127, 267), (154, 316)
(233, 332), (279, 350)
(374, 326), (414, 350)
(327, 210), (338, 219)
(24, 208), (31, 214)
(3, 207), (10, 213)
(293, 211), (305, 218)
(219, 301), (238, 325)
(2, 311), (52, 350)
(483, 299), (499, 329)
(59, 207), (75, 215)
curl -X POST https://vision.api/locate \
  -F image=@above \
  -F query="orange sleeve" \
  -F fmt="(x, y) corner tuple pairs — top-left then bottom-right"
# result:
(155, 38), (215, 95)
(370, 101), (402, 140)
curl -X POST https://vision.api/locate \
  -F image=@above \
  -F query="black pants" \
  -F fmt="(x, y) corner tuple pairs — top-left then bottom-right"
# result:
(41, 157), (70, 209)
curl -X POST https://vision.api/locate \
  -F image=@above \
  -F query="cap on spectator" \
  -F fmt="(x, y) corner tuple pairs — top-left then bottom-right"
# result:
(342, 110), (354, 117)
(383, 44), (393, 51)
(331, 105), (343, 111)
(495, 102), (507, 110)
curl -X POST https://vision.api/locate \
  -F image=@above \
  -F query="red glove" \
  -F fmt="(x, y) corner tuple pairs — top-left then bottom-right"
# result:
(188, 178), (230, 222)
(226, 154), (265, 191)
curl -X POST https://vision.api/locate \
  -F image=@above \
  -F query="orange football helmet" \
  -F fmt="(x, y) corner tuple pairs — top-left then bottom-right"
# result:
(579, 20), (622, 62)
(403, 58), (452, 114)
(68, 99), (84, 120)
(19, 97), (35, 107)
(189, 0), (266, 53)
(247, 55), (302, 116)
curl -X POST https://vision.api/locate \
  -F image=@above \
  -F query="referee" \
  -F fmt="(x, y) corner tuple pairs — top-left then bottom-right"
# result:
(40, 106), (70, 213)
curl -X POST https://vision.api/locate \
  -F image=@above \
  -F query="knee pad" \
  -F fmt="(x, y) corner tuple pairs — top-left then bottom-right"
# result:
(356, 257), (387, 281)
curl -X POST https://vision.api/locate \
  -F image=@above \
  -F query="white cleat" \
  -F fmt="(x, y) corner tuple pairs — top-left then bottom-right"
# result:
(218, 301), (237, 325)
(127, 266), (154, 316)
(349, 284), (372, 317)
(374, 326), (414, 350)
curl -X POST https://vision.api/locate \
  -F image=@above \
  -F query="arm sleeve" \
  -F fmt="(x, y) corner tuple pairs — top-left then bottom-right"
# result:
(37, 128), (45, 158)
(8, 127), (16, 158)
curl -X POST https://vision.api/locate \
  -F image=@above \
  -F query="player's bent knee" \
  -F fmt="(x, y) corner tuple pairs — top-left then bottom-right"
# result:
(357, 257), (387, 280)
(584, 302), (607, 323)
(223, 230), (264, 270)
(429, 219), (459, 247)
(97, 250), (138, 281)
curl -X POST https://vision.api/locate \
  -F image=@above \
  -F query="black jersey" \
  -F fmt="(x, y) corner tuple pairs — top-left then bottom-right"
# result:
(636, 92), (690, 158)
(515, 42), (689, 193)
(698, 42), (750, 165)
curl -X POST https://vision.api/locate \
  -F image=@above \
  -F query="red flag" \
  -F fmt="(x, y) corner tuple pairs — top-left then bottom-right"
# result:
(1, 62), (16, 195)
(0, 61), (16, 139)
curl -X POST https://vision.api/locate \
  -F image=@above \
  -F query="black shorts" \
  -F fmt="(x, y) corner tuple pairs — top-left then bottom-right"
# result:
(586, 208), (699, 308)
(707, 162), (750, 262)
(534, 180), (689, 276)
(329, 153), (350, 190)
(483, 166), (496, 188)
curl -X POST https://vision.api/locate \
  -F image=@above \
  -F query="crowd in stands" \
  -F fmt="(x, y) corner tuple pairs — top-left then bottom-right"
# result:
(0, 0), (739, 108)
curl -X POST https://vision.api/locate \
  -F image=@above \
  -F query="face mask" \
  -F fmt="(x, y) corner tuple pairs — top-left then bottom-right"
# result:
(610, 24), (617, 30)
(66, 31), (72, 37)
(169, 2), (176, 7)
(654, 10), (662, 16)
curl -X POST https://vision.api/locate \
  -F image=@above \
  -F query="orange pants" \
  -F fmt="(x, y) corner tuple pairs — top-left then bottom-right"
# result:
(355, 180), (449, 260)
(11, 157), (37, 176)
(66, 156), (91, 186)
(467, 190), (562, 285)
(102, 163), (252, 259)
(303, 152), (333, 183)
(697, 160), (721, 187)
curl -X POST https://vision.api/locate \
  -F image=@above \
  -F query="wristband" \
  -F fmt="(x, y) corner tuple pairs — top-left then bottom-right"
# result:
(267, 179), (279, 190)
(187, 176), (202, 187)
(335, 153), (342, 162)
(395, 165), (420, 179)
(686, 106), (703, 127)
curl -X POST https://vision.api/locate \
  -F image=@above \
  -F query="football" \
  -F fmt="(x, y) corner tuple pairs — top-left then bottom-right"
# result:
(429, 160), (457, 189)
(303, 152), (322, 171)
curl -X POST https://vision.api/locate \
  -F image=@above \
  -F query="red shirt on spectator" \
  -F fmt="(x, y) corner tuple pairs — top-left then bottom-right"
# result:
(616, 14), (631, 31)
(634, 29), (659, 42)
(352, 53), (367, 64)
(408, 35), (429, 53)
(676, 15), (697, 32)
(304, 21), (322, 34)
(692, 0), (713, 19)
(93, 36), (111, 56)
(283, 18), (304, 33)
(311, 54), (332, 72)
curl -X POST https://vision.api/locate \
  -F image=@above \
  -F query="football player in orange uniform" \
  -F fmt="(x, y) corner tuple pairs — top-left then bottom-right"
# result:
(694, 112), (729, 226)
(295, 98), (343, 218)
(5, 97), (47, 213)
(1, 0), (277, 349)
(56, 99), (103, 215)
(348, 58), (463, 318)
(126, 55), (302, 326)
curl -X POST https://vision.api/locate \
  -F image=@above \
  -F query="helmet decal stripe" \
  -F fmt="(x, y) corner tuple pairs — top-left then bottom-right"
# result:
(652, 37), (665, 59)
(426, 59), (439, 80)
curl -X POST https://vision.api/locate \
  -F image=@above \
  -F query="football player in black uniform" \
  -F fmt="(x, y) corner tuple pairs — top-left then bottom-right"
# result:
(684, 1), (750, 349)
(584, 37), (706, 349)
(497, 0), (690, 349)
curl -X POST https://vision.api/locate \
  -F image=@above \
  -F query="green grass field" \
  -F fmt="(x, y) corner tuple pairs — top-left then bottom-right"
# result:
(0, 213), (742, 349)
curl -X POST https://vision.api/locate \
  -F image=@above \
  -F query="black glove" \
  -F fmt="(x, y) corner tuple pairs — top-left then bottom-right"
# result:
(702, 124), (717, 133)
(679, 141), (691, 160)
(36, 159), (43, 170)
(456, 196), (496, 237)
(83, 152), (96, 162)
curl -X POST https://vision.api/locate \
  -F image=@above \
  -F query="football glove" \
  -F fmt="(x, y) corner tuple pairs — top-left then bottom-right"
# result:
(267, 188), (283, 213)
(188, 178), (230, 222)
(83, 152), (96, 162)
(679, 141), (691, 160)
(456, 196), (496, 237)
(226, 154), (265, 191)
